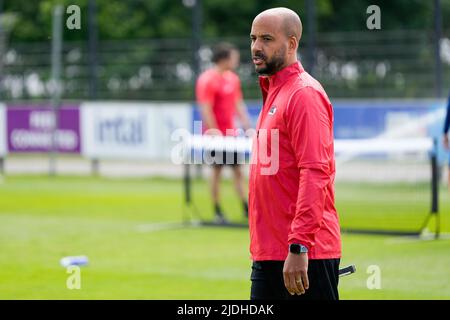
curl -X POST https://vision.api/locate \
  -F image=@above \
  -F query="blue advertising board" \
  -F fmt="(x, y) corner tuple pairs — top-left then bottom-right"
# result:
(192, 99), (448, 163)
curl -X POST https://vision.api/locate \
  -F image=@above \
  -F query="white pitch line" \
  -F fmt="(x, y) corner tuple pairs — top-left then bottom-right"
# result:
(136, 221), (200, 233)
(386, 232), (450, 244)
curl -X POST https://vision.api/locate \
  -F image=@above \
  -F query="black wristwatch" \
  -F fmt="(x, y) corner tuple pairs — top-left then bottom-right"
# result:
(289, 243), (308, 254)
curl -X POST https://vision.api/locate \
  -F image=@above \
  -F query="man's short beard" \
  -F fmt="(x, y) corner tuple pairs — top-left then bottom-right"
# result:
(256, 48), (286, 76)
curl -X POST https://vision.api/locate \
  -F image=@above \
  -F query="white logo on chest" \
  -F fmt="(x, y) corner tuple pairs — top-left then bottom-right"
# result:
(268, 106), (277, 115)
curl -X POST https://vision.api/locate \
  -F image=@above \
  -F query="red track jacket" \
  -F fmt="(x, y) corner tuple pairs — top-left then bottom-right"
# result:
(249, 61), (341, 261)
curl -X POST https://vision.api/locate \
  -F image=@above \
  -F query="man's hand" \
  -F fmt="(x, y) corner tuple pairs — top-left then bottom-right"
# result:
(283, 252), (309, 295)
(443, 134), (449, 150)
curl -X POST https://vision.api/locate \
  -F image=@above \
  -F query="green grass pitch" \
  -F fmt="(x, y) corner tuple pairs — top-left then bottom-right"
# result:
(0, 175), (449, 299)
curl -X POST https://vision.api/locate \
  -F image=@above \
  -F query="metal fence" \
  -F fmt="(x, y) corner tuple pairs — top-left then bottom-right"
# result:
(1, 29), (449, 102)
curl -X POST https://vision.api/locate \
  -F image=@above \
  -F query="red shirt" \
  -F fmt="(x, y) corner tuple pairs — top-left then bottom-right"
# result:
(196, 69), (243, 135)
(249, 62), (341, 261)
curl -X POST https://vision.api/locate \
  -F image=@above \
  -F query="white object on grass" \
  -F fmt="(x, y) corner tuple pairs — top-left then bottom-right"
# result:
(60, 255), (89, 267)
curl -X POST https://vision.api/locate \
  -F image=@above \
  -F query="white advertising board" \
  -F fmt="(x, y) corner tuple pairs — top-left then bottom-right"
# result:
(81, 102), (191, 160)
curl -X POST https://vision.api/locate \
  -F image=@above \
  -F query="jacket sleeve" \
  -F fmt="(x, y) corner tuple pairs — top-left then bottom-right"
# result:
(283, 87), (334, 251)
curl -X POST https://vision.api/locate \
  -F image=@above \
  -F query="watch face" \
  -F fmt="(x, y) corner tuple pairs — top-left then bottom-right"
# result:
(290, 244), (307, 254)
(289, 244), (301, 254)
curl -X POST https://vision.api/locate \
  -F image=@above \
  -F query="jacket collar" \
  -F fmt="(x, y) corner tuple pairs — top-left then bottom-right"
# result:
(258, 61), (304, 102)
(259, 61), (304, 91)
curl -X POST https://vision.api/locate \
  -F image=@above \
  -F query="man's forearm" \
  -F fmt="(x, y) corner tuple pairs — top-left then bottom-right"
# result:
(288, 167), (329, 250)
(199, 103), (218, 129)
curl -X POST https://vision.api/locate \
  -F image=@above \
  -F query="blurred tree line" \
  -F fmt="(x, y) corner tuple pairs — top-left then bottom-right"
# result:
(1, 0), (449, 101)
(3, 0), (450, 42)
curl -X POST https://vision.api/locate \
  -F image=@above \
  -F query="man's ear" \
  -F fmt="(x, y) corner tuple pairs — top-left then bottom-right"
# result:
(288, 36), (298, 54)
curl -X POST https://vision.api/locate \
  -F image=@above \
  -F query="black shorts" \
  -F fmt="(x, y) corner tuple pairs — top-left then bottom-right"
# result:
(250, 259), (340, 300)
(205, 150), (245, 167)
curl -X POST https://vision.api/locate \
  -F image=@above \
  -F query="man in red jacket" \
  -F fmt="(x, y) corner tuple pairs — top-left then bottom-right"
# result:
(196, 43), (252, 223)
(249, 7), (342, 300)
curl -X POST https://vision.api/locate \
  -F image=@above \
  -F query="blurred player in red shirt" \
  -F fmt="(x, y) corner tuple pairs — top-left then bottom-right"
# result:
(196, 43), (251, 223)
(249, 8), (342, 300)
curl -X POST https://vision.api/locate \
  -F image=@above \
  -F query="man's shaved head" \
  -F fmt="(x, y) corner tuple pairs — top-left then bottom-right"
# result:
(250, 7), (302, 76)
(254, 7), (302, 43)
